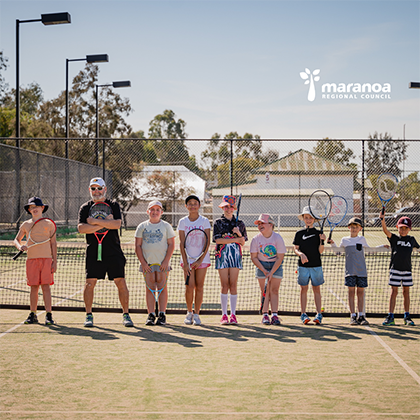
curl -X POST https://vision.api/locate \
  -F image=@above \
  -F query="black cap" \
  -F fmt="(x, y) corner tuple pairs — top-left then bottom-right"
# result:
(24, 197), (49, 214)
(185, 195), (200, 205)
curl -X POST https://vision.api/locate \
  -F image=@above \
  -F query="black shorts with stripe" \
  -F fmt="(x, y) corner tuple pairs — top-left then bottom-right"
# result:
(389, 269), (413, 287)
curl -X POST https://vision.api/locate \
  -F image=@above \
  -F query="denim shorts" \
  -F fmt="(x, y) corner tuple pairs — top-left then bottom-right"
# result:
(255, 260), (284, 279)
(297, 266), (324, 286)
(345, 276), (368, 288)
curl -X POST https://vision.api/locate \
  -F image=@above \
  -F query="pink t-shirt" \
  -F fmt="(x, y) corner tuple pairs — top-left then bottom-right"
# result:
(250, 232), (286, 262)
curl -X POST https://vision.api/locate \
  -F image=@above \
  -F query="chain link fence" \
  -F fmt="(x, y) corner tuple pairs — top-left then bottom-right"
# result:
(0, 138), (418, 231)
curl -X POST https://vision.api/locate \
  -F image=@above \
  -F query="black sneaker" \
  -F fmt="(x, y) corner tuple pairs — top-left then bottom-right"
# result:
(382, 314), (395, 326)
(24, 312), (38, 324)
(350, 315), (359, 325)
(404, 316), (415, 326)
(145, 313), (156, 325)
(45, 312), (55, 325)
(156, 313), (166, 325)
(357, 315), (369, 325)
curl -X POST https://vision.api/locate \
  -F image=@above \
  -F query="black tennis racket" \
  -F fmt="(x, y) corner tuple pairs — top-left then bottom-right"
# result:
(88, 201), (112, 261)
(327, 196), (348, 243)
(309, 190), (332, 245)
(143, 263), (168, 317)
(13, 218), (57, 260)
(184, 228), (208, 286)
(259, 277), (268, 315)
(377, 173), (398, 216)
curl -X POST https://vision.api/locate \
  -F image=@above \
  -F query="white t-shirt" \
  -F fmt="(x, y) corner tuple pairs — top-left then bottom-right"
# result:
(250, 231), (286, 262)
(135, 220), (175, 265)
(177, 215), (211, 265)
(339, 235), (369, 277)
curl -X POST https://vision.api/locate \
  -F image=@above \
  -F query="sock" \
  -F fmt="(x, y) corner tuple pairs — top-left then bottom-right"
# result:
(272, 312), (278, 317)
(389, 313), (394, 318)
(230, 294), (237, 315)
(159, 311), (165, 315)
(404, 312), (410, 317)
(351, 313), (357, 317)
(86, 312), (92, 316)
(221, 293), (228, 315)
(358, 312), (363, 317)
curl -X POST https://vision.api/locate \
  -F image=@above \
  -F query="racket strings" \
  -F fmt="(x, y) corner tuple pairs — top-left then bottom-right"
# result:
(29, 220), (55, 243)
(378, 176), (397, 200)
(185, 231), (207, 260)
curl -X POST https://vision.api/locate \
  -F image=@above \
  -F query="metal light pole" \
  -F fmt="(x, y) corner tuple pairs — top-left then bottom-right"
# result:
(95, 80), (131, 178)
(15, 12), (70, 141)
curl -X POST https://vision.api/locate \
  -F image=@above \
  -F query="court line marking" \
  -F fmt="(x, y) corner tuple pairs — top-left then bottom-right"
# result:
(0, 282), (94, 339)
(365, 326), (420, 386)
(0, 411), (419, 416)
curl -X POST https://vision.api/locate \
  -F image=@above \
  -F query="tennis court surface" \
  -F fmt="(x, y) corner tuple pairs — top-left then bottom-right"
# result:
(1, 311), (419, 420)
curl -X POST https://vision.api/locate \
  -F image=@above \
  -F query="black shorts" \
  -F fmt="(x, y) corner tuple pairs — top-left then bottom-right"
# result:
(86, 254), (126, 280)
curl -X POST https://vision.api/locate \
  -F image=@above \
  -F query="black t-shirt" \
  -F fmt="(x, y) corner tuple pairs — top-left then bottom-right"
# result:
(388, 233), (419, 271)
(78, 199), (124, 259)
(293, 227), (322, 267)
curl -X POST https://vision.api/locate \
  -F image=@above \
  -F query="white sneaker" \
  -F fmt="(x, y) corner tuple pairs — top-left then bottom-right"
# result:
(184, 312), (193, 325)
(193, 314), (201, 325)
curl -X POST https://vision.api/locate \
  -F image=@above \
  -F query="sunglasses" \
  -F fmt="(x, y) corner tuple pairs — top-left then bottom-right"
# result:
(90, 187), (104, 191)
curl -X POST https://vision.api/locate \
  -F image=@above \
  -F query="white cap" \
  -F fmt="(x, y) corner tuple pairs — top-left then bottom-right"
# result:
(147, 200), (163, 210)
(89, 177), (106, 188)
(298, 206), (315, 220)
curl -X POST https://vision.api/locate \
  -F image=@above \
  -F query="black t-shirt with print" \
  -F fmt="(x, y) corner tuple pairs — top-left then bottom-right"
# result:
(388, 233), (419, 271)
(293, 227), (322, 267)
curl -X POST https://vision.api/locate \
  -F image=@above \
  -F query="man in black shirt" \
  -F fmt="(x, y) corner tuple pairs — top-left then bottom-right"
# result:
(78, 177), (133, 328)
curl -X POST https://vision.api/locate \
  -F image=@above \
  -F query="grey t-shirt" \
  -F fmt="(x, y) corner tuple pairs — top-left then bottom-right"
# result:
(339, 236), (369, 277)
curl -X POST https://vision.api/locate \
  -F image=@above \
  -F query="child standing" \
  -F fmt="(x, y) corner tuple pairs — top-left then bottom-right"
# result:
(250, 214), (286, 325)
(135, 201), (175, 326)
(293, 206), (326, 324)
(213, 195), (247, 324)
(329, 217), (371, 325)
(14, 197), (57, 325)
(178, 195), (211, 326)
(381, 214), (419, 326)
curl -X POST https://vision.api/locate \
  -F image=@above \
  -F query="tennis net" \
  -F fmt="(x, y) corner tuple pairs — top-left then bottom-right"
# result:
(1, 241), (418, 316)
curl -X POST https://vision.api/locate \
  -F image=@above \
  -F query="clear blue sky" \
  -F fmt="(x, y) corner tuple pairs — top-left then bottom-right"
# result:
(0, 0), (419, 145)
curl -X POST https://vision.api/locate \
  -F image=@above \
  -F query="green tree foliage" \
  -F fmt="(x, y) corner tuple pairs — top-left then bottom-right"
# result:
(39, 64), (132, 138)
(201, 132), (279, 186)
(365, 132), (407, 177)
(148, 109), (190, 165)
(399, 172), (420, 206)
(313, 138), (355, 166)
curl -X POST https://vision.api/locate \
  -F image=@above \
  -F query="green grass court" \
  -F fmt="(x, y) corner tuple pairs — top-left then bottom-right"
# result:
(0, 310), (419, 420)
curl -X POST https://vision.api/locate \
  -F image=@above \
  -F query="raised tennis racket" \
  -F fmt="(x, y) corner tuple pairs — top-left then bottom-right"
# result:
(259, 277), (268, 315)
(377, 173), (398, 215)
(143, 263), (168, 317)
(309, 190), (332, 244)
(327, 196), (348, 243)
(184, 228), (208, 286)
(13, 218), (57, 260)
(88, 201), (112, 261)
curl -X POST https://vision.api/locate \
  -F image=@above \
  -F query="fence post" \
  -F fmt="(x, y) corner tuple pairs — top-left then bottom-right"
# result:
(230, 138), (233, 195)
(15, 140), (21, 229)
(362, 139), (365, 235)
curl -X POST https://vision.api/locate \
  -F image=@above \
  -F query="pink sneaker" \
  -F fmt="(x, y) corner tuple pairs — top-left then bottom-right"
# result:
(229, 314), (238, 324)
(220, 314), (229, 325)
(262, 314), (270, 325)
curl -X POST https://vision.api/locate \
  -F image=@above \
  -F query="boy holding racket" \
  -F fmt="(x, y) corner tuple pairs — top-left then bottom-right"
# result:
(250, 214), (286, 325)
(78, 178), (133, 328)
(329, 217), (371, 325)
(213, 195), (247, 325)
(178, 195), (211, 326)
(293, 206), (326, 324)
(135, 200), (175, 325)
(380, 214), (419, 326)
(14, 197), (57, 325)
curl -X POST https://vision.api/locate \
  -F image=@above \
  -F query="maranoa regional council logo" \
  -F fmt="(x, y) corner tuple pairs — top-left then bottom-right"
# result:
(300, 68), (391, 101)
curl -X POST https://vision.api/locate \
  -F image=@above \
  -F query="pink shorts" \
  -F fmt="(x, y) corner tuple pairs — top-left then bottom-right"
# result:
(26, 258), (54, 286)
(181, 262), (210, 270)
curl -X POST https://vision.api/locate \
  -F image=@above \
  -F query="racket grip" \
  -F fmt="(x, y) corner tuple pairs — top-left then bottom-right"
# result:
(185, 273), (190, 286)
(381, 206), (385, 216)
(155, 301), (159, 317)
(328, 230), (333, 241)
(97, 244), (102, 261)
(12, 250), (24, 260)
